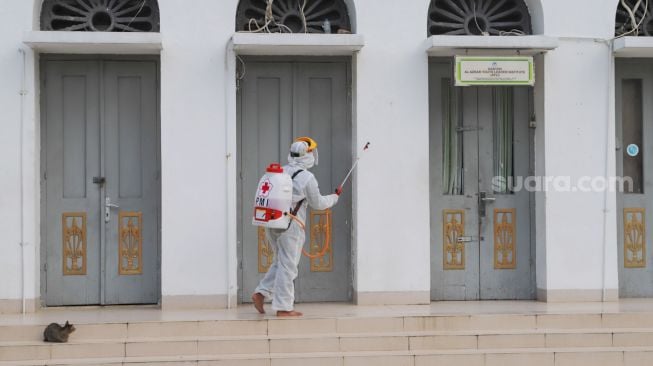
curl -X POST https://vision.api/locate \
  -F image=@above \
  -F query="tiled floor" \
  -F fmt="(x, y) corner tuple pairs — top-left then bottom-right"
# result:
(1, 299), (653, 326)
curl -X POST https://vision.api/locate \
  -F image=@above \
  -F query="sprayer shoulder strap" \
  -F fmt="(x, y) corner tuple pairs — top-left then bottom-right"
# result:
(291, 170), (304, 179)
(291, 199), (305, 216)
(290, 170), (305, 216)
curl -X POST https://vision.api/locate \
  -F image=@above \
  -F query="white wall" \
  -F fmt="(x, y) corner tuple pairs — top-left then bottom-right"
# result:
(537, 0), (620, 299)
(159, 0), (238, 304)
(0, 0), (635, 310)
(0, 0), (38, 311)
(353, 0), (431, 301)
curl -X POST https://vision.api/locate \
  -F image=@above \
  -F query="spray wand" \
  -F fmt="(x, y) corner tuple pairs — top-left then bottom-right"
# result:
(336, 142), (371, 195)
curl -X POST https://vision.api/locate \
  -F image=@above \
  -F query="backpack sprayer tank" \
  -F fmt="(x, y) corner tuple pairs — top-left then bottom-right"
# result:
(252, 163), (293, 229)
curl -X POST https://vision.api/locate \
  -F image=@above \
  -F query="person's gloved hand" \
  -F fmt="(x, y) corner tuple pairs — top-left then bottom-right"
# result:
(335, 186), (343, 196)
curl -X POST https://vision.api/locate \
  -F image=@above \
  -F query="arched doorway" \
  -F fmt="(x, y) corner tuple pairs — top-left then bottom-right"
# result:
(234, 0), (355, 304)
(427, 0), (537, 300)
(39, 0), (161, 306)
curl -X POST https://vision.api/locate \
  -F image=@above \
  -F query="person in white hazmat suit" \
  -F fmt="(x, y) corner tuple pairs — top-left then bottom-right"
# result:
(252, 137), (341, 317)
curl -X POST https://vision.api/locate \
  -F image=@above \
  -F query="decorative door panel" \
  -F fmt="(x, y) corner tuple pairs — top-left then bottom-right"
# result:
(616, 60), (653, 297)
(493, 209), (516, 270)
(42, 58), (159, 306)
(443, 210), (466, 270)
(309, 209), (334, 273)
(429, 61), (534, 301)
(623, 208), (645, 269)
(258, 227), (274, 273)
(62, 212), (88, 276)
(239, 59), (352, 303)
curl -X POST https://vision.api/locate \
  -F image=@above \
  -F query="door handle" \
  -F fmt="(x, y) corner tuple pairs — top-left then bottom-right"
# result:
(105, 197), (120, 223)
(478, 191), (495, 218)
(456, 236), (476, 243)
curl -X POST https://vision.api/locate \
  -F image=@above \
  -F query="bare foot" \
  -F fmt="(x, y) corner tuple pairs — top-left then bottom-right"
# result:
(251, 293), (265, 314)
(276, 310), (303, 317)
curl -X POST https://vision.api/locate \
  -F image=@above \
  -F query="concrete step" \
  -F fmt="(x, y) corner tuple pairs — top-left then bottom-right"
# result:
(4, 330), (653, 362)
(0, 320), (268, 342)
(4, 305), (653, 365)
(2, 347), (653, 366)
(5, 312), (653, 342)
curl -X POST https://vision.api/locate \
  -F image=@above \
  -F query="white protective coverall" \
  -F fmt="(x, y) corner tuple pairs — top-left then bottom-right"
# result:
(254, 142), (339, 312)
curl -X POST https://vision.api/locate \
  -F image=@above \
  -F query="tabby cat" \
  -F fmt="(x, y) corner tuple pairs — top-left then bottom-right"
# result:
(43, 321), (75, 343)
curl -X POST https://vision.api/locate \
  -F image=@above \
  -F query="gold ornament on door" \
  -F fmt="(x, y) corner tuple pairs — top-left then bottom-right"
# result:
(310, 209), (333, 272)
(624, 208), (646, 268)
(443, 210), (465, 270)
(258, 227), (274, 273)
(119, 212), (142, 275)
(62, 213), (87, 276)
(494, 209), (516, 269)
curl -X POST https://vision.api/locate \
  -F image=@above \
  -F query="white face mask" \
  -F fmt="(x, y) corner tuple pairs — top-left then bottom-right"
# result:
(288, 140), (318, 168)
(288, 152), (315, 169)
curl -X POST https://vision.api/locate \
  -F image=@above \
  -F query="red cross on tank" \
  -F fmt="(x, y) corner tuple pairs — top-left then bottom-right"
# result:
(259, 180), (273, 197)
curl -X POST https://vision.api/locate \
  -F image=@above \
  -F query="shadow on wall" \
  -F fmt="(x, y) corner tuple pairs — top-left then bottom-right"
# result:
(523, 0), (544, 34)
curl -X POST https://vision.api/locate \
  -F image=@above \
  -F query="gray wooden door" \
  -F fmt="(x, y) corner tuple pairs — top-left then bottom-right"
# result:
(429, 61), (534, 300)
(616, 60), (653, 297)
(238, 59), (352, 303)
(42, 59), (160, 306)
(43, 61), (102, 305)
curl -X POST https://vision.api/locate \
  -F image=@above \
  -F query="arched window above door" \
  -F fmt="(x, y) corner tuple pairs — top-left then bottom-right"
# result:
(616, 0), (652, 36)
(236, 0), (352, 34)
(41, 0), (160, 32)
(428, 0), (532, 36)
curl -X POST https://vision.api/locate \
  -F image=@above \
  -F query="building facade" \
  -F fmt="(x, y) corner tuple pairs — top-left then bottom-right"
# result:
(0, 0), (648, 312)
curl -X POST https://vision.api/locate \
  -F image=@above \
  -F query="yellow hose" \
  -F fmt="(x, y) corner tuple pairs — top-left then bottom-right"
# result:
(286, 213), (305, 230)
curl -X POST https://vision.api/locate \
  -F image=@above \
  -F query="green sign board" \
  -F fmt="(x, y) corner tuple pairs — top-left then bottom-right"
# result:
(455, 56), (535, 86)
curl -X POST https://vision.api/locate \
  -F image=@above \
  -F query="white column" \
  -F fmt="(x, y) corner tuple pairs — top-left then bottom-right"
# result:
(353, 0), (431, 305)
(159, 0), (238, 309)
(536, 0), (619, 301)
